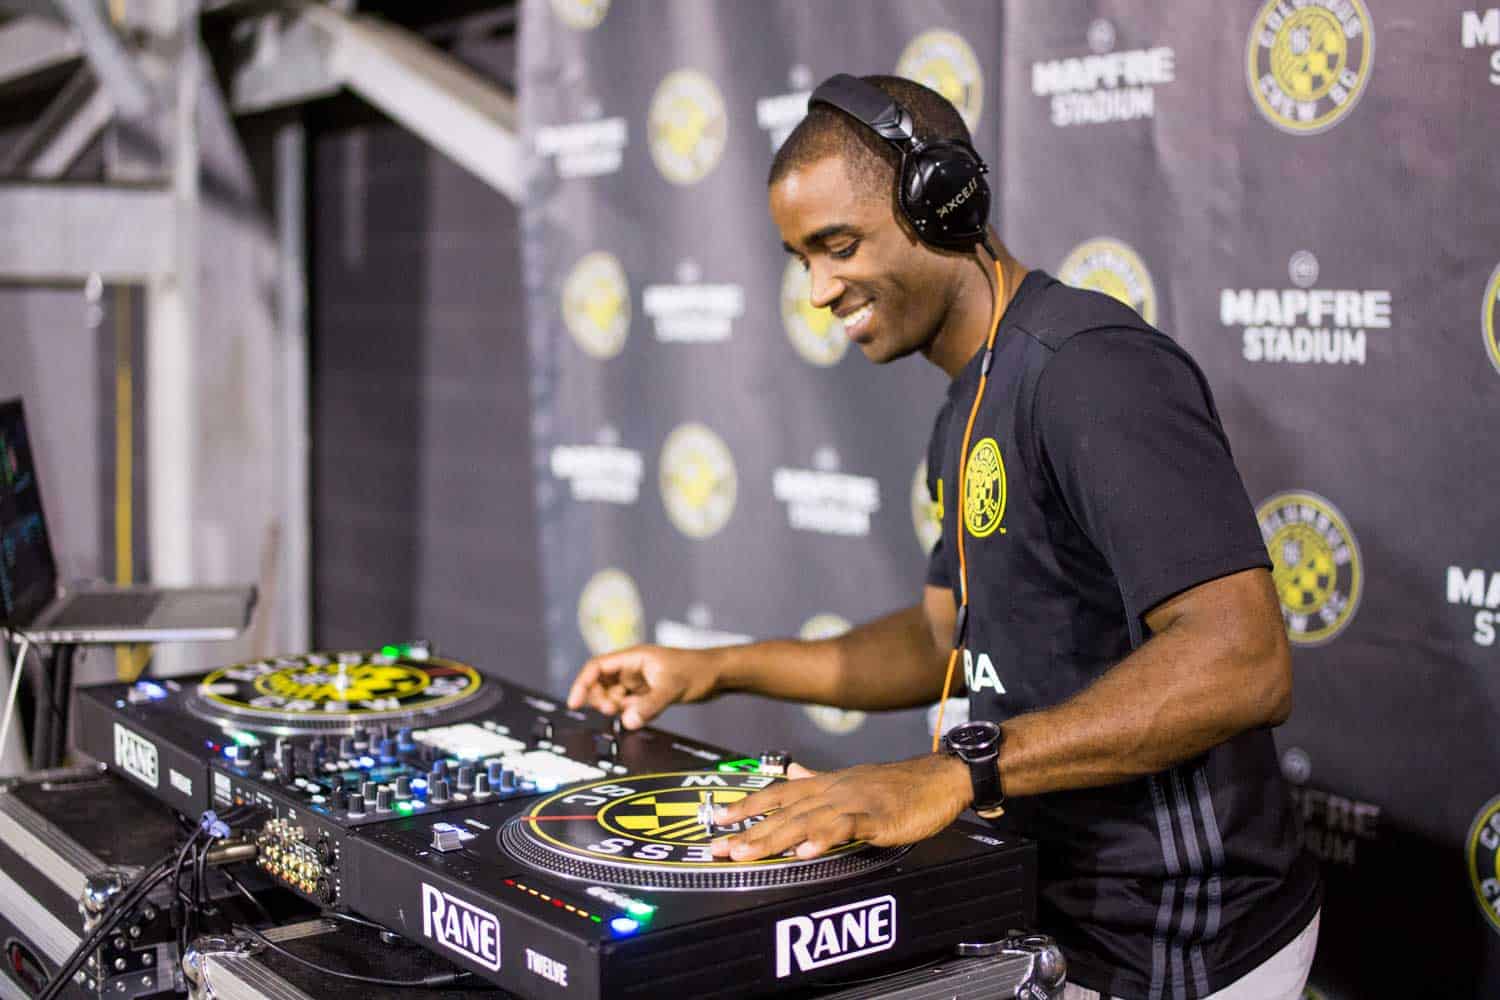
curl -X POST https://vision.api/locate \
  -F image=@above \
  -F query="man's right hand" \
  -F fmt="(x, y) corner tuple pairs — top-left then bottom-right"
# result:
(566, 645), (721, 729)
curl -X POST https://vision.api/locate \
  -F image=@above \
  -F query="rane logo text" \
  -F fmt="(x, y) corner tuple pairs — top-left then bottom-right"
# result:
(113, 724), (159, 788)
(422, 884), (501, 971)
(775, 894), (896, 978)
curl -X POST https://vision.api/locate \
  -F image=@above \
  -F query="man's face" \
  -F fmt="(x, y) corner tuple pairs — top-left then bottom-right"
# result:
(770, 156), (953, 365)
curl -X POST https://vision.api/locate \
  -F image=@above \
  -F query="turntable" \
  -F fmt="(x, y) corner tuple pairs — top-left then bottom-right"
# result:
(348, 768), (1038, 999)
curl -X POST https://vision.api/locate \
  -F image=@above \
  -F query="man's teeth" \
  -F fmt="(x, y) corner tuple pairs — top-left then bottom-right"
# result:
(842, 303), (873, 329)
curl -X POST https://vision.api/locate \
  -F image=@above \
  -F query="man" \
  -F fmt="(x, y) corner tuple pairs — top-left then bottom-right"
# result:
(567, 75), (1319, 1000)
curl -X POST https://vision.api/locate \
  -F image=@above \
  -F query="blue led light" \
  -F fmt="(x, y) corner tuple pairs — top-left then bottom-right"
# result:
(134, 681), (168, 700)
(222, 746), (238, 759)
(609, 917), (640, 936)
(358, 755), (376, 769)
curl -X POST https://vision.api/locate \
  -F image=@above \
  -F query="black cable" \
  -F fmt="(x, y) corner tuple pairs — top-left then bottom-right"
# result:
(36, 858), (176, 1000)
(219, 864), (275, 926)
(232, 923), (476, 989)
(322, 909), (390, 933)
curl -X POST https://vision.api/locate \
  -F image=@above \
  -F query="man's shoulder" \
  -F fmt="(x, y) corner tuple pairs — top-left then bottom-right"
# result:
(1011, 271), (1160, 355)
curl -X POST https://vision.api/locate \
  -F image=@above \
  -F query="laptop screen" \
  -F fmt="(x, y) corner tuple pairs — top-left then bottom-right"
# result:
(0, 399), (58, 628)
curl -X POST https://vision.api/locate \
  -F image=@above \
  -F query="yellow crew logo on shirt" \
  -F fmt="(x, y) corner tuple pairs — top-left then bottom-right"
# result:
(963, 438), (1007, 539)
(562, 252), (630, 360)
(548, 0), (609, 30)
(577, 568), (644, 655)
(1483, 262), (1500, 375)
(781, 257), (848, 366)
(799, 614), (866, 735)
(1058, 237), (1158, 325)
(1247, 0), (1374, 135)
(1466, 794), (1500, 935)
(896, 30), (985, 132)
(648, 69), (728, 186)
(659, 423), (737, 539)
(912, 460), (943, 553)
(1257, 491), (1362, 646)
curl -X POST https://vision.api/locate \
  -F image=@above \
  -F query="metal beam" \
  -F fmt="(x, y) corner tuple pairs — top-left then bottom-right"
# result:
(53, 0), (153, 118)
(0, 183), (172, 282)
(235, 4), (521, 202)
(0, 68), (111, 178)
(0, 15), (81, 89)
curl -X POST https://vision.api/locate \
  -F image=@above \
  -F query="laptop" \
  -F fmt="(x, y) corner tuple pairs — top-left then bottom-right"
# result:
(0, 398), (255, 644)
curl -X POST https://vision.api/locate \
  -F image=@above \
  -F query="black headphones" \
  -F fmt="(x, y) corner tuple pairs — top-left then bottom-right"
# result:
(808, 73), (991, 252)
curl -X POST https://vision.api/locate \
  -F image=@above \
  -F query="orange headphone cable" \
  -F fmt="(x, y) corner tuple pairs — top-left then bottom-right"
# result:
(931, 258), (1008, 754)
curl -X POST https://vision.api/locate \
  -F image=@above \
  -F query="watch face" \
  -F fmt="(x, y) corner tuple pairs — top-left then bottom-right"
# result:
(947, 721), (999, 754)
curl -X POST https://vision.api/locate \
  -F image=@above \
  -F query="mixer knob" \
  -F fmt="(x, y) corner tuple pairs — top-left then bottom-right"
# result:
(397, 727), (414, 749)
(276, 743), (297, 780)
(430, 760), (448, 780)
(351, 729), (370, 752)
(486, 760), (504, 784)
(331, 784), (348, 810)
(472, 773), (492, 798)
(394, 776), (413, 800)
(361, 781), (378, 802)
(376, 787), (394, 813)
(346, 793), (366, 817)
(499, 767), (517, 791)
(309, 737), (326, 759)
(250, 747), (266, 773)
(429, 779), (451, 805)
(378, 738), (398, 762)
(593, 732), (619, 763)
(338, 736), (356, 757)
(232, 744), (254, 768)
(531, 716), (554, 744)
(456, 766), (475, 792)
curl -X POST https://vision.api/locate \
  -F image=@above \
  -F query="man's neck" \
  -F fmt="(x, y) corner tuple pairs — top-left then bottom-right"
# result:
(925, 245), (1028, 379)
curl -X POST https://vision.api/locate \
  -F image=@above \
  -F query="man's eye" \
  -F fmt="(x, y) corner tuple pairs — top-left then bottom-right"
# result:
(829, 242), (859, 260)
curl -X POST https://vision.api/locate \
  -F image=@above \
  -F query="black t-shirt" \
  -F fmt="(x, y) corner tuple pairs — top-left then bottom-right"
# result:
(925, 271), (1320, 1000)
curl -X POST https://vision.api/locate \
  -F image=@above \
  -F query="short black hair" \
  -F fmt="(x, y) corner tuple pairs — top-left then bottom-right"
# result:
(768, 74), (974, 206)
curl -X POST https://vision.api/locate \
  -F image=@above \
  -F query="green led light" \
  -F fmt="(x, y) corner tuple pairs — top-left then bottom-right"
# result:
(626, 902), (655, 917)
(396, 801), (413, 813)
(380, 644), (401, 658)
(716, 757), (760, 773)
(590, 915), (602, 923)
(230, 731), (260, 747)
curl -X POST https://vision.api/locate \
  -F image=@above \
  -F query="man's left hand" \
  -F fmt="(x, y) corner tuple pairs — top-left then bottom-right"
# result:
(709, 754), (972, 861)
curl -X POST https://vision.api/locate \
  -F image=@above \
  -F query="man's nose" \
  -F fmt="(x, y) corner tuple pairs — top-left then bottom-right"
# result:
(808, 262), (844, 310)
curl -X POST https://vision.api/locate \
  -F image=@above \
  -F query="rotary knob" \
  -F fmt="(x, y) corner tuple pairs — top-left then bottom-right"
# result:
(276, 742), (297, 780)
(473, 773), (492, 798)
(499, 767), (517, 792)
(429, 779), (451, 805)
(394, 776), (413, 800)
(375, 787), (394, 813)
(593, 732), (619, 763)
(430, 760), (448, 781)
(231, 744), (255, 768)
(531, 716), (554, 744)
(378, 738), (398, 762)
(361, 781), (378, 803)
(346, 793), (366, 817)
(338, 736), (356, 758)
(456, 766), (475, 792)
(486, 760), (504, 785)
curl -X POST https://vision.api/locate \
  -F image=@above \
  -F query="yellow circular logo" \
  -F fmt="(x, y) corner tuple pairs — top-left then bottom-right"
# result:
(1058, 237), (1158, 325)
(781, 257), (848, 366)
(1257, 491), (1362, 646)
(799, 615), (866, 734)
(548, 0), (609, 29)
(577, 568), (644, 656)
(562, 252), (630, 360)
(912, 459), (942, 553)
(896, 30), (984, 132)
(1483, 262), (1500, 376)
(659, 423), (737, 539)
(1467, 795), (1500, 935)
(962, 438), (1007, 539)
(648, 69), (728, 186)
(252, 662), (429, 704)
(1248, 0), (1374, 135)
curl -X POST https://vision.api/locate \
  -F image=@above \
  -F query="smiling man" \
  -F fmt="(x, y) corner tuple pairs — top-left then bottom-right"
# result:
(567, 75), (1320, 1000)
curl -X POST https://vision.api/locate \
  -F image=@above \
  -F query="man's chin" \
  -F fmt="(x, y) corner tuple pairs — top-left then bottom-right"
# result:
(857, 338), (916, 365)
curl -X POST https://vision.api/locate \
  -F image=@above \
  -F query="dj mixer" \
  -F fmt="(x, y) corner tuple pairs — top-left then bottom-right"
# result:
(69, 646), (1050, 999)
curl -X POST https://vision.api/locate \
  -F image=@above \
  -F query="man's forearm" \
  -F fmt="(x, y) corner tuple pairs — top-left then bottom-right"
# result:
(710, 604), (951, 711)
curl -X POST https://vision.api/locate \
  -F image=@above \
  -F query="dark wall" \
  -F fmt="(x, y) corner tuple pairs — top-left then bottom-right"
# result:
(307, 33), (545, 680)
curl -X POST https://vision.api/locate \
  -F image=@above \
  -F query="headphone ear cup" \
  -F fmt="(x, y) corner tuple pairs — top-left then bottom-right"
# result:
(901, 143), (990, 250)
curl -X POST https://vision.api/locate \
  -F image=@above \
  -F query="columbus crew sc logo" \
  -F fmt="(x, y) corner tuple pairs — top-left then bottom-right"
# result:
(1247, 0), (1374, 135)
(1256, 491), (1362, 645)
(963, 438), (1007, 539)
(897, 30), (984, 131)
(1058, 238), (1158, 325)
(1467, 795), (1500, 935)
(577, 568), (644, 656)
(648, 69), (728, 186)
(659, 423), (737, 539)
(912, 459), (942, 553)
(1483, 262), (1500, 375)
(781, 258), (848, 367)
(562, 252), (630, 360)
(548, 0), (609, 30)
(799, 614), (867, 735)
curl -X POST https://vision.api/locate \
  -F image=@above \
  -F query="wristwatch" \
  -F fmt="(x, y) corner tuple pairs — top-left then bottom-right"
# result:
(943, 720), (1006, 819)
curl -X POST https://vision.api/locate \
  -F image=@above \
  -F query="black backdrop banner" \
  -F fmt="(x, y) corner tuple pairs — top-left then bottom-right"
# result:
(518, 2), (1500, 995)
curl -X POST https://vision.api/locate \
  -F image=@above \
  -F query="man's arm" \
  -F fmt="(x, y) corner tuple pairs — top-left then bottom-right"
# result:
(567, 586), (956, 724)
(709, 566), (1291, 860)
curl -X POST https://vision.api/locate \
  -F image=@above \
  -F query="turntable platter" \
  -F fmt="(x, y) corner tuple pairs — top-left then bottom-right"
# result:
(500, 770), (908, 891)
